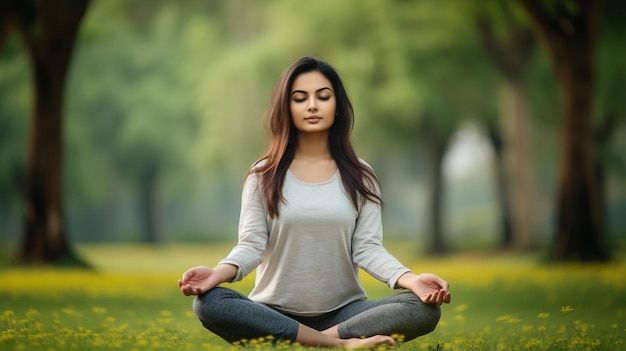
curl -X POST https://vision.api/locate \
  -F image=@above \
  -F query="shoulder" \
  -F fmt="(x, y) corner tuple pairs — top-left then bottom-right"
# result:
(244, 158), (268, 180)
(243, 159), (267, 187)
(250, 158), (268, 171)
(356, 158), (381, 194)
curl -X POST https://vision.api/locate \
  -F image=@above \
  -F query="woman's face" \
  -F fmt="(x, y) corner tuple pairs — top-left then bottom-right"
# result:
(290, 71), (336, 134)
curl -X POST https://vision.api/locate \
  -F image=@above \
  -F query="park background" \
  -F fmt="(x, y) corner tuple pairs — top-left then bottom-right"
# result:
(0, 0), (625, 350)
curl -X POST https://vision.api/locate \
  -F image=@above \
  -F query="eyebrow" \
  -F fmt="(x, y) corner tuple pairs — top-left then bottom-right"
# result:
(291, 87), (333, 96)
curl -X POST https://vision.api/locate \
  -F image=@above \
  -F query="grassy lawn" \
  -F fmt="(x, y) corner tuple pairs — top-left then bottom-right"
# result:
(0, 242), (625, 350)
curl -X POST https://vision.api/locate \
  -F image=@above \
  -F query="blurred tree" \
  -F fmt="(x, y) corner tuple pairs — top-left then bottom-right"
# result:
(402, 2), (497, 254)
(68, 1), (203, 243)
(483, 120), (512, 245)
(0, 0), (90, 264)
(516, 0), (610, 260)
(475, 1), (538, 250)
(594, 0), (626, 243)
(0, 36), (28, 240)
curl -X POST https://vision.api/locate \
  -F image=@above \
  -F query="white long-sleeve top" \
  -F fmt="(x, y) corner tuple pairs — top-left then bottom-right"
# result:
(219, 165), (410, 317)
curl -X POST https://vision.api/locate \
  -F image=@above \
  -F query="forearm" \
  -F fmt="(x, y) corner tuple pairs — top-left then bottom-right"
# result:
(213, 263), (238, 285)
(395, 271), (418, 290)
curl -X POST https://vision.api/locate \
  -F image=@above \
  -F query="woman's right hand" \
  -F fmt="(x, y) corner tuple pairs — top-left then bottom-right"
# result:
(178, 264), (236, 296)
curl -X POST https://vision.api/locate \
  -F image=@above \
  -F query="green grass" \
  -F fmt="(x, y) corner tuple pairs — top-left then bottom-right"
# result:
(0, 242), (625, 350)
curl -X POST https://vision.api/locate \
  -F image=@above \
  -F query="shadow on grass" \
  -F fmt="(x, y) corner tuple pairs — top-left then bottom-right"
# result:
(0, 243), (94, 271)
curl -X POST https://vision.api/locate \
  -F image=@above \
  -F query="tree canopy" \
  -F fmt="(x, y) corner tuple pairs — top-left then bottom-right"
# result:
(0, 0), (624, 261)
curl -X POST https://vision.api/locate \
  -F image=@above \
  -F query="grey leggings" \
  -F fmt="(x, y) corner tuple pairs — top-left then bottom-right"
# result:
(193, 287), (441, 344)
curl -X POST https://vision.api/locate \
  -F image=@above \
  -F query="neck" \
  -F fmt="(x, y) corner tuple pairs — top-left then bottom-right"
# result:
(295, 132), (331, 160)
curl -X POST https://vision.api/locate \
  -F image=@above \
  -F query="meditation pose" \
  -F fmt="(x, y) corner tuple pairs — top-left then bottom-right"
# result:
(178, 56), (451, 349)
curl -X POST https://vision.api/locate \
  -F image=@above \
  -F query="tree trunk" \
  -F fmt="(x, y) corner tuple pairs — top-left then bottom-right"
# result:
(425, 136), (448, 255)
(139, 168), (159, 243)
(552, 60), (608, 260)
(476, 12), (537, 251)
(499, 80), (537, 250)
(516, 0), (610, 261)
(486, 122), (513, 246)
(7, 0), (90, 264)
(593, 114), (615, 248)
(21, 54), (71, 263)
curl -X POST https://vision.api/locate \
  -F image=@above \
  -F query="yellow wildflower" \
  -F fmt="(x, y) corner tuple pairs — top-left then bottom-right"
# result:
(454, 304), (468, 312)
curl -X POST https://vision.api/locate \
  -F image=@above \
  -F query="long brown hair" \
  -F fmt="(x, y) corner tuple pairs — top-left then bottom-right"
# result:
(247, 56), (382, 217)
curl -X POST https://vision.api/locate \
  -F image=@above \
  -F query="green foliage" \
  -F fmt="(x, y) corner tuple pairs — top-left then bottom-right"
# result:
(0, 0), (624, 244)
(64, 0), (504, 242)
(0, 36), (29, 204)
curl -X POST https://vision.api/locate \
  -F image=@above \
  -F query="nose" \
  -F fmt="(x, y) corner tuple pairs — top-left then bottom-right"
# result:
(307, 97), (318, 111)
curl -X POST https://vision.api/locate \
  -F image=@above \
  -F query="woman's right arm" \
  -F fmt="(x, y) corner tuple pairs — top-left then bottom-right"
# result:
(178, 263), (238, 296)
(179, 171), (267, 296)
(218, 172), (269, 281)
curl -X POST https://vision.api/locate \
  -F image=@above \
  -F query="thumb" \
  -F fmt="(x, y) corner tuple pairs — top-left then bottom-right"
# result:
(437, 277), (450, 290)
(424, 273), (449, 290)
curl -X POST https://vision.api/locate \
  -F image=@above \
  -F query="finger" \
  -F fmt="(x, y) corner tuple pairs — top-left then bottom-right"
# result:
(434, 290), (450, 304)
(423, 292), (435, 304)
(181, 269), (197, 282)
(181, 284), (196, 296)
(433, 290), (444, 304)
(436, 290), (448, 304)
(433, 291), (443, 304)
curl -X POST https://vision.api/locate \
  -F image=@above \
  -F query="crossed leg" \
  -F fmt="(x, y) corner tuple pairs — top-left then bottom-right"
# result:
(193, 287), (439, 348)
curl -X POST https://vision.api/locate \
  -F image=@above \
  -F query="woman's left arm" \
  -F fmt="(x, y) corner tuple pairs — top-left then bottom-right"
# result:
(351, 185), (451, 304)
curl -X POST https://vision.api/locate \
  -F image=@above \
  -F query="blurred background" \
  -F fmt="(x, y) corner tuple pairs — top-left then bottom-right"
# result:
(0, 0), (624, 263)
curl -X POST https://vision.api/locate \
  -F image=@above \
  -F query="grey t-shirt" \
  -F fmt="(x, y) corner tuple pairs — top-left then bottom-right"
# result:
(219, 165), (410, 317)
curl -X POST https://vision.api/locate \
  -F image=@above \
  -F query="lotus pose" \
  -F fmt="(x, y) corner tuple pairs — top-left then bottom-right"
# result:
(179, 56), (451, 349)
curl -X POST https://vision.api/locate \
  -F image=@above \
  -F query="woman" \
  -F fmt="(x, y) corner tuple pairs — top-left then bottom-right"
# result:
(178, 56), (451, 349)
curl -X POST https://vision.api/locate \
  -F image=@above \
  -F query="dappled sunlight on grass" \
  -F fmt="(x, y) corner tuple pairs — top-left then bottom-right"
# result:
(1, 269), (177, 298)
(1, 243), (625, 350)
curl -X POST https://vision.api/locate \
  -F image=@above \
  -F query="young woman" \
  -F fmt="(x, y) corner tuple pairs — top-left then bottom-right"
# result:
(178, 56), (451, 349)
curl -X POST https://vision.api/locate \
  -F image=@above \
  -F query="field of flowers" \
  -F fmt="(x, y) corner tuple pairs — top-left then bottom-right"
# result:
(0, 242), (624, 350)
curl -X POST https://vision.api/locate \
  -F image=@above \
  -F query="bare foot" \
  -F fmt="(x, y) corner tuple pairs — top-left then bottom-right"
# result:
(342, 335), (396, 349)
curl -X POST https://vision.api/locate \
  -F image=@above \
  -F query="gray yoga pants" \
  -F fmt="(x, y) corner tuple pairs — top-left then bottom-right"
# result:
(192, 286), (441, 344)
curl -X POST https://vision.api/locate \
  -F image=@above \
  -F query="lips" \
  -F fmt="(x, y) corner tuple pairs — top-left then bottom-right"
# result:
(304, 116), (322, 121)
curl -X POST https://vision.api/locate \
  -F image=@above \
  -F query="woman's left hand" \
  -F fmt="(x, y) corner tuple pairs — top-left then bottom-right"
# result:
(397, 272), (451, 305)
